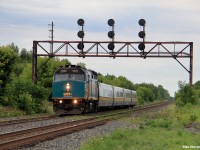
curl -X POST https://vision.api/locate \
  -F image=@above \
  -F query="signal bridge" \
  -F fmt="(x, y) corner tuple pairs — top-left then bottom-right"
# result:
(32, 19), (193, 86)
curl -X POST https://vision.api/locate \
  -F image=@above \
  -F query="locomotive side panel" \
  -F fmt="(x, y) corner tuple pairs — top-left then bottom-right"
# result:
(86, 70), (98, 100)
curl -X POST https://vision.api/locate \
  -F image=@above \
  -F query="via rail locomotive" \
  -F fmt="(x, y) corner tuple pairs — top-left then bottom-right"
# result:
(52, 65), (136, 114)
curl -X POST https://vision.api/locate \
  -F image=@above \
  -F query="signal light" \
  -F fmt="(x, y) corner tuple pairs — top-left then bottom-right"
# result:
(138, 19), (146, 26)
(77, 19), (85, 53)
(77, 42), (84, 50)
(138, 31), (145, 39)
(77, 19), (84, 26)
(77, 31), (85, 38)
(108, 19), (115, 26)
(108, 43), (115, 50)
(107, 19), (115, 54)
(138, 43), (145, 51)
(138, 19), (146, 52)
(108, 31), (115, 39)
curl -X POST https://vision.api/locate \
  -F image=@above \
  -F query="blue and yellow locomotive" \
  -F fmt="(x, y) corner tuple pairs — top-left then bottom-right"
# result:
(52, 65), (136, 115)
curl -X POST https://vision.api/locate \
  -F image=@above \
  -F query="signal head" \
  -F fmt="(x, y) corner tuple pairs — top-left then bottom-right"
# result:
(77, 19), (84, 26)
(77, 42), (84, 50)
(138, 19), (146, 26)
(108, 19), (115, 26)
(138, 31), (145, 38)
(108, 31), (115, 38)
(138, 43), (145, 50)
(77, 31), (85, 38)
(108, 43), (115, 50)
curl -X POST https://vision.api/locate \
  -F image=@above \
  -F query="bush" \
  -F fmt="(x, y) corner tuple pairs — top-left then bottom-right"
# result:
(2, 79), (50, 114)
(190, 115), (197, 122)
(175, 81), (198, 106)
(18, 92), (34, 114)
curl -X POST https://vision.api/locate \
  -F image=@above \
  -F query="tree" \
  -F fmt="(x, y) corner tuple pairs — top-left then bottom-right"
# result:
(20, 48), (32, 63)
(37, 57), (71, 88)
(193, 81), (200, 90)
(0, 45), (18, 96)
(175, 81), (198, 106)
(77, 62), (86, 68)
(8, 43), (19, 53)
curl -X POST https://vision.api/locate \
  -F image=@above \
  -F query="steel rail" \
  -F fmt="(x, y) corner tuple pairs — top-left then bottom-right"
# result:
(0, 115), (58, 127)
(0, 101), (171, 150)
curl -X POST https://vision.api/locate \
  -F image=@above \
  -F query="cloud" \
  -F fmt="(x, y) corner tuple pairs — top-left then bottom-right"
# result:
(0, 0), (199, 96)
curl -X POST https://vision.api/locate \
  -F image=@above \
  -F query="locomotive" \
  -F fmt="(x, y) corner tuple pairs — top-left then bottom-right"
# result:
(52, 65), (136, 115)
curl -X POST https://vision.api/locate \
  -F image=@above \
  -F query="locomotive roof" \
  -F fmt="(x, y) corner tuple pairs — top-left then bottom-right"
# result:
(55, 65), (97, 75)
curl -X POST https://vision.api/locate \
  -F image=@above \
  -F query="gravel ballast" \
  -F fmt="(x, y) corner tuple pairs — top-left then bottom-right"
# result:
(19, 120), (129, 150)
(0, 105), (168, 150)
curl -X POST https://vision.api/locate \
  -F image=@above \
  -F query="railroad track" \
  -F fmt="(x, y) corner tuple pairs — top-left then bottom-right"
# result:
(0, 115), (59, 127)
(0, 101), (171, 150)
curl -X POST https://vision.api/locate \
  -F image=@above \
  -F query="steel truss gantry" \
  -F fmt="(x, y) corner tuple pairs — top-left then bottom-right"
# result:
(32, 40), (193, 85)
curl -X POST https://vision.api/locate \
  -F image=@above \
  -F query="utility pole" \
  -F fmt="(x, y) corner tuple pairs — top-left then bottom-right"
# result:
(48, 22), (54, 54)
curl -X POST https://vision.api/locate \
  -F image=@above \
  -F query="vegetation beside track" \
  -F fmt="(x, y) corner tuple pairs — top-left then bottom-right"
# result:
(0, 43), (171, 116)
(80, 83), (200, 150)
(79, 103), (200, 150)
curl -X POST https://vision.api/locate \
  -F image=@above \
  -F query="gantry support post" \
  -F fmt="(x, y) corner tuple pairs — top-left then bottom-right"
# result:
(32, 41), (38, 84)
(189, 42), (193, 86)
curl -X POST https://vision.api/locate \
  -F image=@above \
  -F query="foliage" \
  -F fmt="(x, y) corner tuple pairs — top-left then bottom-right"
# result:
(175, 81), (199, 106)
(0, 45), (18, 95)
(0, 43), (171, 115)
(0, 106), (24, 117)
(20, 48), (32, 63)
(37, 57), (71, 88)
(77, 62), (86, 68)
(80, 127), (200, 150)
(98, 73), (170, 104)
(0, 44), (71, 114)
(79, 104), (200, 150)
(8, 42), (19, 53)
(137, 87), (155, 104)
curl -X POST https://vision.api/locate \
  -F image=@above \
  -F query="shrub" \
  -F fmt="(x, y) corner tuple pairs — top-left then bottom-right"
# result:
(18, 92), (34, 114)
(175, 81), (198, 106)
(190, 115), (197, 122)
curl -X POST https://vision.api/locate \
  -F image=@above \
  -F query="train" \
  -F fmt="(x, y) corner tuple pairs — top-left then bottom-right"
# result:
(52, 65), (137, 115)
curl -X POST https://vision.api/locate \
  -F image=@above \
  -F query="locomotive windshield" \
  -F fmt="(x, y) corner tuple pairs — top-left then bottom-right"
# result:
(54, 73), (85, 81)
(54, 68), (85, 81)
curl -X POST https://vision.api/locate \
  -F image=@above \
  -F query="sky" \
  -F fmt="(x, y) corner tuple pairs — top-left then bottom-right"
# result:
(0, 0), (199, 96)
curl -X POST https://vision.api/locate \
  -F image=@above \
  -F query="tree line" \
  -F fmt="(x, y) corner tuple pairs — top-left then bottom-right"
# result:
(0, 43), (71, 114)
(175, 81), (200, 106)
(1, 43), (197, 114)
(98, 73), (170, 104)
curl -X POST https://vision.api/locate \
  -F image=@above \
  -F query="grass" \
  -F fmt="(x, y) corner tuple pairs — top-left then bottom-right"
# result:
(0, 106), (25, 118)
(79, 127), (200, 150)
(0, 101), (55, 118)
(79, 103), (200, 150)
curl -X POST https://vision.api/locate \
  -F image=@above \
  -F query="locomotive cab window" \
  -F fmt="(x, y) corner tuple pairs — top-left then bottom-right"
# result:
(54, 73), (85, 81)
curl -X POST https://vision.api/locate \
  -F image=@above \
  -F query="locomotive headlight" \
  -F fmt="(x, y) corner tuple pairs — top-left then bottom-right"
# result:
(66, 83), (70, 91)
(59, 100), (63, 104)
(73, 99), (78, 104)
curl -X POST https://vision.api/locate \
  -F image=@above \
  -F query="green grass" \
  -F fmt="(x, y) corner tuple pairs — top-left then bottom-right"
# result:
(79, 104), (200, 150)
(0, 101), (55, 118)
(0, 106), (25, 118)
(79, 127), (200, 150)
